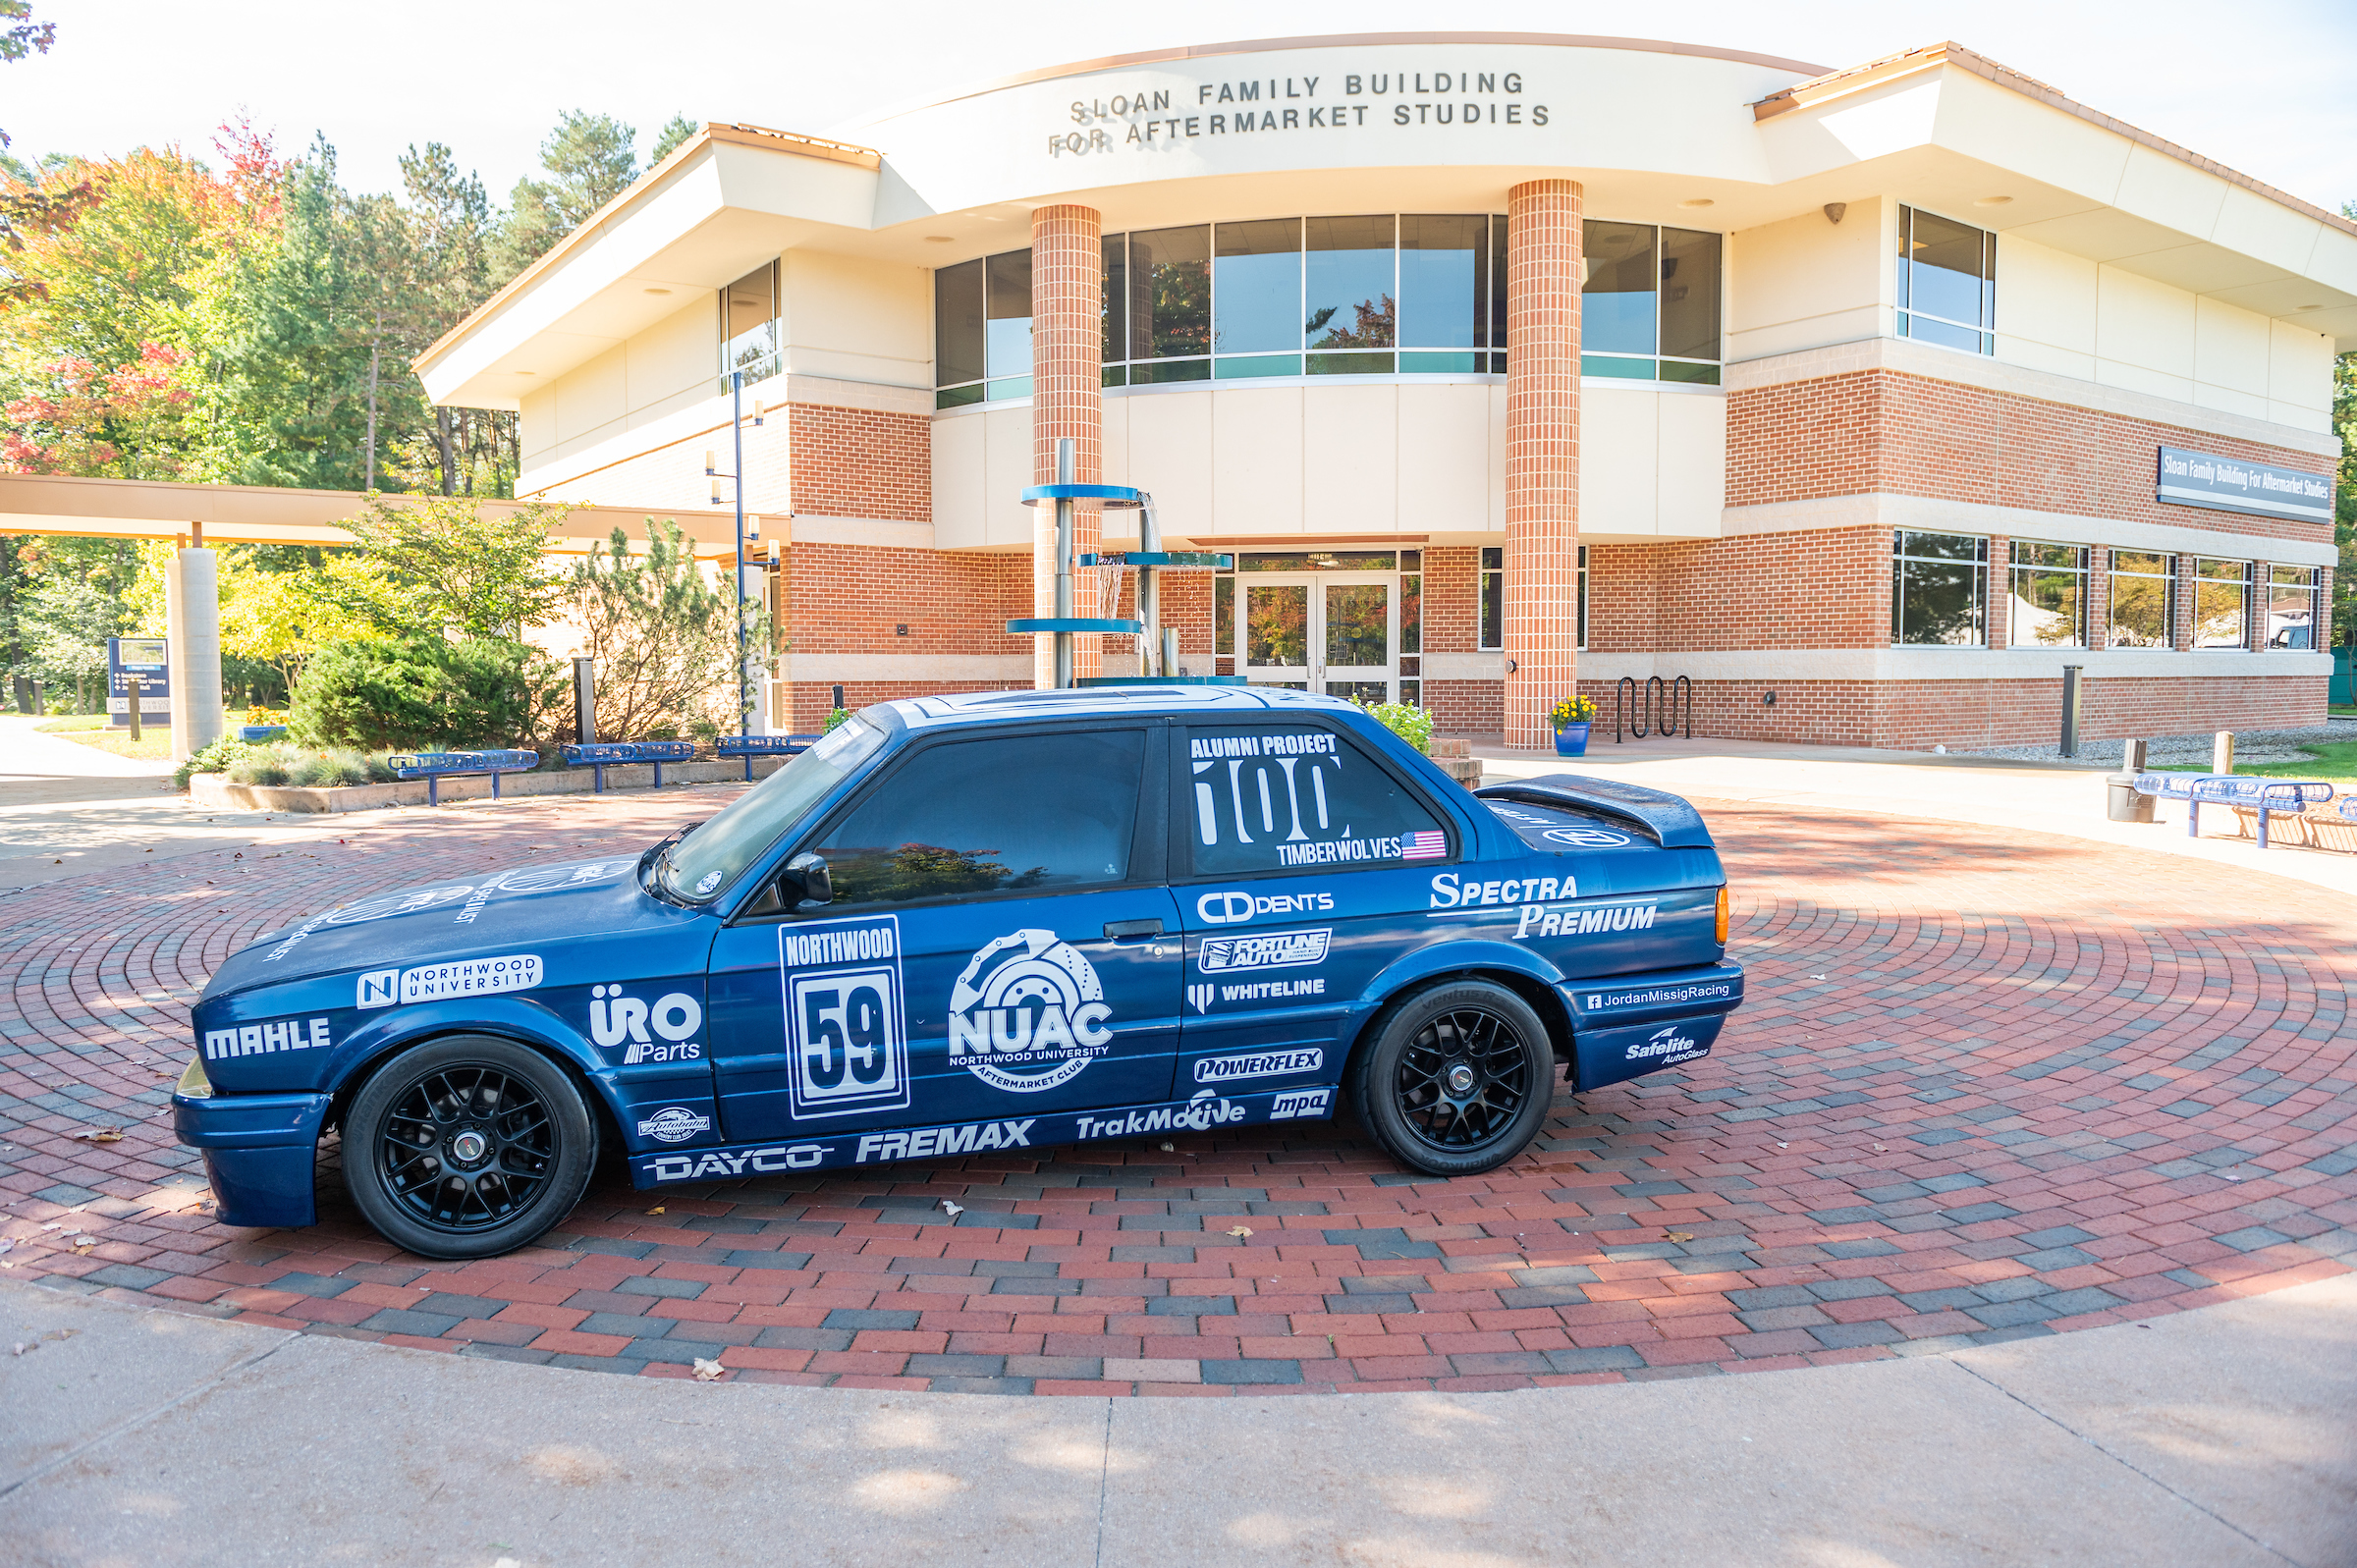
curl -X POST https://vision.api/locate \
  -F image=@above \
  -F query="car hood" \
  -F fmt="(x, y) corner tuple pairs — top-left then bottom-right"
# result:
(202, 853), (675, 1000)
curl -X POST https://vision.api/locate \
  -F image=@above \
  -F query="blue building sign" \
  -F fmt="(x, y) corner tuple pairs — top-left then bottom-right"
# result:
(2157, 446), (2332, 525)
(107, 636), (170, 729)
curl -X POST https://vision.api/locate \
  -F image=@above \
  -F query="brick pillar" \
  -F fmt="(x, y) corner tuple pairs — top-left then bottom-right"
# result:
(1505, 180), (1581, 748)
(1031, 204), (1103, 688)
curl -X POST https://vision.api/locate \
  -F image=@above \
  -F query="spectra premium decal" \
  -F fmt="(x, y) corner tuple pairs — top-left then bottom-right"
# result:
(636, 1107), (711, 1144)
(1194, 1047), (1323, 1084)
(1623, 1025), (1708, 1066)
(1197, 928), (1330, 973)
(356, 954), (544, 1009)
(948, 929), (1116, 1093)
(780, 916), (910, 1119)
(1514, 899), (1658, 939)
(1428, 872), (1575, 909)
(203, 1016), (330, 1061)
(1196, 890), (1336, 925)
(590, 985), (705, 1064)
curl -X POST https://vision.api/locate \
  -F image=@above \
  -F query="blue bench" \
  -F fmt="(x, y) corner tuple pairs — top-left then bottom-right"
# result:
(561, 740), (695, 792)
(2134, 773), (2333, 848)
(238, 724), (287, 742)
(389, 749), (539, 806)
(716, 732), (817, 780)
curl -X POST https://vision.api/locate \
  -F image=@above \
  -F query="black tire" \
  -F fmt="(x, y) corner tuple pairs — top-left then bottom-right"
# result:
(1347, 981), (1554, 1177)
(344, 1034), (596, 1260)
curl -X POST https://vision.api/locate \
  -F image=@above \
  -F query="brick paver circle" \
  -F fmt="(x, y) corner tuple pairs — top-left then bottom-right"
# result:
(2, 786), (2350, 1394)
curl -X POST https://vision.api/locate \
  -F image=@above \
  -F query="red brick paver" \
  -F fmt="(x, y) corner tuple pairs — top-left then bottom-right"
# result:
(2, 787), (2350, 1395)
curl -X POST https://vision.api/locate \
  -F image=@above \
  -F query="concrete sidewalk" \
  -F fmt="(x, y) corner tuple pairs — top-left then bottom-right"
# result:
(2, 1272), (2348, 1566)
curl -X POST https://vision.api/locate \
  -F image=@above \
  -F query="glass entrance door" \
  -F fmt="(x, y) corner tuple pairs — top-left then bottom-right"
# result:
(1238, 573), (1397, 700)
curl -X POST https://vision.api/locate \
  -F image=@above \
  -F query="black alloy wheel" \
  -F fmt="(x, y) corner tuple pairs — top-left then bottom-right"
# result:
(345, 1035), (596, 1260)
(1349, 981), (1555, 1177)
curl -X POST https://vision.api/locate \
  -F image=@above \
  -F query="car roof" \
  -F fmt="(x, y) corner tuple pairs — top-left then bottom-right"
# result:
(886, 685), (1370, 732)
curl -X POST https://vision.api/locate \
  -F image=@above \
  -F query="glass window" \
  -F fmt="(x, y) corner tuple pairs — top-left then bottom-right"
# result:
(1479, 546), (1503, 651)
(1101, 233), (1127, 369)
(1578, 544), (1589, 650)
(1660, 227), (1722, 370)
(2267, 565), (2319, 649)
(2193, 559), (2250, 650)
(934, 258), (985, 392)
(2107, 551), (2177, 649)
(1891, 531), (1988, 646)
(1582, 221), (1656, 364)
(1214, 218), (1300, 357)
(1399, 215), (1485, 350)
(1897, 205), (1997, 355)
(1185, 726), (1445, 877)
(985, 250), (1032, 389)
(1399, 568), (1421, 655)
(661, 715), (889, 902)
(1215, 572), (1234, 654)
(1238, 551), (1397, 571)
(1306, 215), (1396, 348)
(1131, 225), (1211, 362)
(1490, 214), (1509, 370)
(814, 730), (1145, 905)
(723, 261), (779, 380)
(2007, 541), (2088, 648)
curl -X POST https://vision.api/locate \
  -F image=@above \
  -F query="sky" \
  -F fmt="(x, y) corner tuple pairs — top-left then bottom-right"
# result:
(4, 0), (2353, 215)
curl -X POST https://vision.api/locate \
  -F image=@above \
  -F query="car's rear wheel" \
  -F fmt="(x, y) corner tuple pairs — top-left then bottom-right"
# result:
(344, 1035), (595, 1260)
(1348, 981), (1553, 1177)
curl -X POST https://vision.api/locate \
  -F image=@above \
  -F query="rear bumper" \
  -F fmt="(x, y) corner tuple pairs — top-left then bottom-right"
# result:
(173, 1089), (333, 1229)
(1560, 961), (1744, 1091)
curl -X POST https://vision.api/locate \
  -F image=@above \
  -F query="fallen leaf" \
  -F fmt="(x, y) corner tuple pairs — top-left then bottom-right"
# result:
(69, 1128), (124, 1143)
(1777, 1142), (1789, 1149)
(691, 1357), (725, 1381)
(939, 1200), (964, 1217)
(1227, 1225), (1253, 1238)
(39, 1222), (61, 1231)
(10, 1342), (29, 1356)
(1872, 1145), (1887, 1153)
(1159, 1142), (1175, 1152)
(0, 1240), (12, 1255)
(645, 1207), (665, 1216)
(1665, 1231), (1694, 1242)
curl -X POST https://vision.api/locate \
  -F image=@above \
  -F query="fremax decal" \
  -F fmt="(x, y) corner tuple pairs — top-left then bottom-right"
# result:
(856, 1119), (1036, 1162)
(590, 985), (704, 1064)
(948, 929), (1115, 1093)
(780, 915), (910, 1119)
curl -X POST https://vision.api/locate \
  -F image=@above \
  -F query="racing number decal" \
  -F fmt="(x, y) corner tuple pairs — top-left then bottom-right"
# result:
(780, 915), (911, 1120)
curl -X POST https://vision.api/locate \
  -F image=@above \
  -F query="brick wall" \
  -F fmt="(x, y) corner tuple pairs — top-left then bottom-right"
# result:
(786, 405), (930, 521)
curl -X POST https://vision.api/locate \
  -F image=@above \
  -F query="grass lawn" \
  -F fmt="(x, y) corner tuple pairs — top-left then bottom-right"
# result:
(2153, 740), (2357, 790)
(30, 712), (227, 763)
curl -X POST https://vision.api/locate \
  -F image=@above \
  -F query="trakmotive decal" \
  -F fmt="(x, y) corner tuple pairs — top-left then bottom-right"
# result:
(855, 1119), (1036, 1162)
(1075, 1090), (1246, 1140)
(1514, 900), (1658, 939)
(1194, 1047), (1323, 1084)
(1196, 890), (1336, 925)
(203, 1015), (330, 1061)
(1198, 928), (1330, 973)
(948, 929), (1115, 1093)
(591, 985), (704, 1064)
(1270, 1088), (1333, 1119)
(781, 916), (910, 1119)
(356, 954), (544, 1009)
(1428, 872), (1576, 909)
(636, 1107), (711, 1144)
(1624, 1026), (1708, 1066)
(648, 1144), (830, 1182)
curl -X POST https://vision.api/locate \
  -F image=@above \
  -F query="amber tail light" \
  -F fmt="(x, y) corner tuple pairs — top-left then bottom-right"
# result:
(1715, 886), (1730, 945)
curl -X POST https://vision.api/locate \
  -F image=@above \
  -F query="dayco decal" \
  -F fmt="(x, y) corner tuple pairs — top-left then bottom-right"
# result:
(1624, 1026), (1708, 1065)
(591, 985), (704, 1064)
(356, 953), (544, 1009)
(1196, 890), (1336, 925)
(856, 1119), (1036, 1162)
(636, 1107), (711, 1144)
(1198, 928), (1330, 973)
(1075, 1090), (1246, 1139)
(781, 915), (910, 1118)
(1270, 1088), (1333, 1119)
(1428, 872), (1575, 908)
(1585, 981), (1734, 1010)
(648, 1144), (831, 1182)
(1194, 1047), (1323, 1084)
(203, 1016), (330, 1061)
(948, 928), (1116, 1093)
(1514, 900), (1658, 939)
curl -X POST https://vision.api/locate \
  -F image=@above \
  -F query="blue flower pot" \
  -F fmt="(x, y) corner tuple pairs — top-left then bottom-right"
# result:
(1554, 722), (1591, 757)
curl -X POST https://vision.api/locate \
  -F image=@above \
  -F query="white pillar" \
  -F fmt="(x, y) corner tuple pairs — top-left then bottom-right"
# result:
(166, 547), (223, 759)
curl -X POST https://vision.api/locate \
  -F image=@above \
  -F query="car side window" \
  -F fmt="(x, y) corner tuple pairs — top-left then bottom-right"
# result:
(812, 730), (1146, 905)
(1184, 724), (1446, 877)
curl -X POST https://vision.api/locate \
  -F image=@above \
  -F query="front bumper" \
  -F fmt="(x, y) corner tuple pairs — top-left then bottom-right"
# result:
(173, 1087), (334, 1229)
(1561, 961), (1745, 1091)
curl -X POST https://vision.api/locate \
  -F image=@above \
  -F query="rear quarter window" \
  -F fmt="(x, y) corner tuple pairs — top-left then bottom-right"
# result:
(1186, 724), (1447, 876)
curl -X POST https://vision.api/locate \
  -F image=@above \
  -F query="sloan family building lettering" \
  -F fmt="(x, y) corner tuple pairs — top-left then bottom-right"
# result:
(1051, 69), (1546, 156)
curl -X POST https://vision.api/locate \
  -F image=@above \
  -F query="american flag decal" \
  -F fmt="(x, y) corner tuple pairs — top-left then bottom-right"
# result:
(1401, 831), (1447, 861)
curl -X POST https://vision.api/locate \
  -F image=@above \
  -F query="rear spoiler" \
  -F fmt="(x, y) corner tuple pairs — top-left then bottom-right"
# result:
(1474, 774), (1715, 849)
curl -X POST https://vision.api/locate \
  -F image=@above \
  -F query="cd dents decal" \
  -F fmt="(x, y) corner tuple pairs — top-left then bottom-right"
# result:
(947, 929), (1116, 1093)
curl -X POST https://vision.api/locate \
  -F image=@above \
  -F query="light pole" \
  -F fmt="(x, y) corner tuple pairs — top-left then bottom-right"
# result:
(705, 370), (760, 739)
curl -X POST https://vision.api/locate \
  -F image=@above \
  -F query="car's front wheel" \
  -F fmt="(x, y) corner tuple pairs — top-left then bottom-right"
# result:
(344, 1035), (596, 1260)
(1348, 981), (1554, 1177)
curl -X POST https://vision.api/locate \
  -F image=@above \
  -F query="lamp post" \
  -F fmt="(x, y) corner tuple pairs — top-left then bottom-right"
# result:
(705, 370), (762, 739)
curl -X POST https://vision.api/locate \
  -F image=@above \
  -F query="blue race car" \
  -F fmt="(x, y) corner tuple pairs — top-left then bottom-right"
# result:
(174, 688), (1743, 1259)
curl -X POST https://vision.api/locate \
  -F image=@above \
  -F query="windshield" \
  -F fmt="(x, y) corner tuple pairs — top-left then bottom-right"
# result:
(659, 717), (890, 902)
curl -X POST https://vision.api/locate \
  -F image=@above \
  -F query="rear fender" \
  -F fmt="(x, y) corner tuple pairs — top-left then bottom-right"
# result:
(1336, 939), (1573, 1079)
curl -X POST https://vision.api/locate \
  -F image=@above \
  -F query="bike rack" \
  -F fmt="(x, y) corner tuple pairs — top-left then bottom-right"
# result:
(1615, 675), (1693, 743)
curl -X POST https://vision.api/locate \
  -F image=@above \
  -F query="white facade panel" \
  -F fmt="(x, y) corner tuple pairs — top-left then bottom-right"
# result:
(1210, 387), (1305, 535)
(1302, 384), (1398, 534)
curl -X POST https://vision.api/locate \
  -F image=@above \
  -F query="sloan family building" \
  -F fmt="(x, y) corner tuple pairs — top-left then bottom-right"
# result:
(415, 34), (2352, 749)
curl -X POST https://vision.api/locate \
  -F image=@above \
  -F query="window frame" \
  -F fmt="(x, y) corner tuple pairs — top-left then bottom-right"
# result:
(1577, 221), (1726, 386)
(2105, 551), (2179, 650)
(2267, 564), (2321, 650)
(1479, 546), (1504, 652)
(2192, 558), (2254, 652)
(2006, 540), (2090, 649)
(720, 259), (782, 387)
(1895, 204), (1998, 356)
(1891, 530), (1990, 647)
(1169, 719), (1455, 886)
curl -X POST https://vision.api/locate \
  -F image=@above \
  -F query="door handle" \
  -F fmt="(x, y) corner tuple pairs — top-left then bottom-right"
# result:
(1103, 918), (1164, 940)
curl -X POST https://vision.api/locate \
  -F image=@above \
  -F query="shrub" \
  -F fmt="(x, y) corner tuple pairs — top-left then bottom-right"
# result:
(288, 749), (374, 788)
(174, 736), (257, 790)
(824, 707), (852, 733)
(229, 750), (292, 786)
(1357, 699), (1433, 755)
(290, 637), (557, 752)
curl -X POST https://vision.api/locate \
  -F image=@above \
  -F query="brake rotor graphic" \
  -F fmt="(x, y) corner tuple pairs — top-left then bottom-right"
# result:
(949, 929), (1110, 1094)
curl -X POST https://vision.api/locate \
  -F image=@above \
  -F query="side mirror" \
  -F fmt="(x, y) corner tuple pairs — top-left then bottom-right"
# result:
(787, 851), (833, 907)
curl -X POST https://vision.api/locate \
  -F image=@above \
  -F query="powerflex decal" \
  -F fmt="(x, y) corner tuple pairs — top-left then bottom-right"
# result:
(948, 928), (1116, 1094)
(202, 1016), (331, 1062)
(1198, 929), (1331, 973)
(780, 915), (909, 1119)
(1427, 872), (1576, 909)
(1194, 1048), (1323, 1085)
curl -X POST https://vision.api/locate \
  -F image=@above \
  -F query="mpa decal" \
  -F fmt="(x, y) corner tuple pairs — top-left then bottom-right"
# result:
(1198, 928), (1330, 973)
(356, 954), (544, 1009)
(636, 1107), (711, 1144)
(1624, 1025), (1708, 1065)
(1194, 1047), (1322, 1084)
(591, 984), (704, 1064)
(1270, 1087), (1333, 1119)
(1196, 890), (1336, 925)
(781, 916), (910, 1119)
(648, 1144), (830, 1182)
(948, 929), (1115, 1093)
(203, 1015), (330, 1062)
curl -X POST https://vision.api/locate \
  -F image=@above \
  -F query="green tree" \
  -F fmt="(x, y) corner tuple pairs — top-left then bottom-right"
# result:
(495, 111), (637, 280)
(315, 493), (571, 639)
(2334, 202), (2356, 650)
(649, 114), (698, 166)
(566, 519), (748, 739)
(0, 1), (54, 150)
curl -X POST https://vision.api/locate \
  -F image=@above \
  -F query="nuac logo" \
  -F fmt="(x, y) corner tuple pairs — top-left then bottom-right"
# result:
(947, 929), (1115, 1093)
